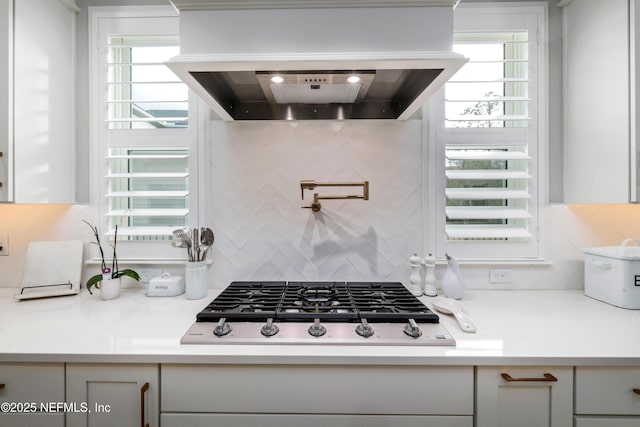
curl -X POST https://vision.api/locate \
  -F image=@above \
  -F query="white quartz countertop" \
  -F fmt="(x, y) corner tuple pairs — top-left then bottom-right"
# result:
(1, 287), (639, 366)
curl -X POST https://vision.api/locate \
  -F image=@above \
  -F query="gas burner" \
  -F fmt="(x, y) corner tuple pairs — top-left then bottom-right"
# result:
(187, 281), (452, 346)
(296, 286), (339, 313)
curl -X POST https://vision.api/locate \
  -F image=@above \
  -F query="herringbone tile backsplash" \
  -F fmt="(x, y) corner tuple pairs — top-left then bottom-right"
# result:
(204, 120), (423, 286)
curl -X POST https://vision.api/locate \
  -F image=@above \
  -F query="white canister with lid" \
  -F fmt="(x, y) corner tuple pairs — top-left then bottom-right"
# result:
(583, 238), (640, 309)
(146, 272), (185, 297)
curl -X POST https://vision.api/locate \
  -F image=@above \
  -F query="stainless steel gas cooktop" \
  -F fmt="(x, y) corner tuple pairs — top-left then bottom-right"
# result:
(181, 281), (455, 346)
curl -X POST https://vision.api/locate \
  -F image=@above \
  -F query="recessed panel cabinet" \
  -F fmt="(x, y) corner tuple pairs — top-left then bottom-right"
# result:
(476, 366), (573, 427)
(0, 0), (11, 201)
(0, 363), (65, 427)
(575, 366), (640, 425)
(12, 0), (77, 203)
(66, 364), (159, 427)
(0, 0), (78, 203)
(561, 0), (640, 203)
(161, 364), (474, 427)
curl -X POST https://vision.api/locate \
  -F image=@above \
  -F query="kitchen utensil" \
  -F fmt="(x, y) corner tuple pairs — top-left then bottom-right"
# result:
(431, 297), (476, 333)
(199, 227), (215, 261)
(193, 227), (199, 262)
(173, 228), (194, 261)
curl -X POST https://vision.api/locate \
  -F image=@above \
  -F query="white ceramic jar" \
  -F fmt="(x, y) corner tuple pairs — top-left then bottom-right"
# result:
(185, 261), (207, 300)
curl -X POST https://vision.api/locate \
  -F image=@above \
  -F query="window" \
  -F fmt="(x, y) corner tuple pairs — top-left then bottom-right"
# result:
(105, 147), (189, 240)
(431, 4), (546, 261)
(91, 7), (199, 259)
(107, 35), (188, 129)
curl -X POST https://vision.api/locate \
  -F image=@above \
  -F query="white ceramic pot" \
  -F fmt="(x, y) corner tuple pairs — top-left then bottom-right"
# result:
(185, 261), (207, 300)
(99, 277), (121, 301)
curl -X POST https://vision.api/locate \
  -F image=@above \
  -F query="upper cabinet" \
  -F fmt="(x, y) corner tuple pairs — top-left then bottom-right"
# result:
(0, 1), (11, 201)
(1, 0), (78, 203)
(561, 0), (639, 203)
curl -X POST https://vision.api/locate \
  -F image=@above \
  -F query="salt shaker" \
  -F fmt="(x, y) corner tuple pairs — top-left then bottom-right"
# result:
(421, 253), (437, 297)
(408, 253), (423, 296)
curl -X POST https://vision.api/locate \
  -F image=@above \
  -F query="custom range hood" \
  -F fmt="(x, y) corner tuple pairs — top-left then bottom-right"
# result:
(167, 0), (467, 121)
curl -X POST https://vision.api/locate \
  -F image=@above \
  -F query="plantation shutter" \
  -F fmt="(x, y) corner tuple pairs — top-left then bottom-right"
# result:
(445, 33), (530, 128)
(434, 4), (544, 260)
(445, 147), (532, 240)
(106, 34), (188, 129)
(105, 147), (189, 239)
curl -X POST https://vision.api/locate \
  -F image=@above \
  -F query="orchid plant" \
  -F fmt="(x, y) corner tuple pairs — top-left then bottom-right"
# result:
(84, 220), (140, 294)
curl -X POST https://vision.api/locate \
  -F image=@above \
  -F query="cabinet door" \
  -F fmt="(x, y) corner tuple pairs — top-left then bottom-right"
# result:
(162, 364), (473, 415)
(575, 367), (640, 415)
(562, 0), (632, 203)
(0, 0), (11, 201)
(12, 0), (76, 203)
(476, 367), (573, 427)
(66, 364), (158, 427)
(0, 363), (65, 427)
(161, 413), (473, 427)
(575, 417), (640, 427)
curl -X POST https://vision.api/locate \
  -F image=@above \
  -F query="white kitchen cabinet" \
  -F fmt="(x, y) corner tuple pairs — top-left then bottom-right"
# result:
(0, 363), (65, 427)
(575, 366), (640, 424)
(162, 414), (472, 427)
(161, 364), (473, 426)
(66, 363), (159, 427)
(10, 0), (77, 203)
(575, 418), (640, 427)
(476, 366), (573, 427)
(561, 0), (640, 203)
(0, 0), (11, 201)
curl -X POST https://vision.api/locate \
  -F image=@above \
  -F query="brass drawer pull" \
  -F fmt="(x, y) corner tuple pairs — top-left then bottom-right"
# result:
(633, 388), (640, 395)
(140, 382), (150, 427)
(501, 373), (558, 382)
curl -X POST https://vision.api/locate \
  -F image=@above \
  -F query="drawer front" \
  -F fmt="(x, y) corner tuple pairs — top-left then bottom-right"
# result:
(0, 363), (65, 427)
(476, 366), (573, 427)
(575, 416), (640, 427)
(162, 364), (473, 415)
(0, 363), (64, 403)
(161, 413), (473, 427)
(575, 367), (640, 415)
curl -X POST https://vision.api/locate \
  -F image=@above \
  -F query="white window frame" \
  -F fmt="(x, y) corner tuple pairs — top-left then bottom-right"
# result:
(427, 2), (548, 262)
(89, 6), (204, 261)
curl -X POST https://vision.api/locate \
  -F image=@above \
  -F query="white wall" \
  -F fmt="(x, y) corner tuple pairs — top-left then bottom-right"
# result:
(0, 0), (632, 292)
(204, 120), (424, 285)
(201, 117), (640, 291)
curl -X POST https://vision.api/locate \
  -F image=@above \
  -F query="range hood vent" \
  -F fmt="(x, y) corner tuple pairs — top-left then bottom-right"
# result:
(167, 0), (466, 121)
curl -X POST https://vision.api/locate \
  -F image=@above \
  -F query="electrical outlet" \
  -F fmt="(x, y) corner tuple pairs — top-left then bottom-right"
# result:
(138, 268), (164, 283)
(490, 269), (513, 284)
(0, 234), (8, 256)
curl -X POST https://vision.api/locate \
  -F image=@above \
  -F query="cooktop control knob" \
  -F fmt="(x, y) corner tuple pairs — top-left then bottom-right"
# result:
(355, 318), (375, 338)
(308, 318), (327, 337)
(260, 318), (280, 337)
(213, 318), (232, 337)
(403, 319), (422, 339)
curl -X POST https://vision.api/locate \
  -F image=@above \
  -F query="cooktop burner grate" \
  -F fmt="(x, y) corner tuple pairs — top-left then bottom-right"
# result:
(195, 281), (439, 324)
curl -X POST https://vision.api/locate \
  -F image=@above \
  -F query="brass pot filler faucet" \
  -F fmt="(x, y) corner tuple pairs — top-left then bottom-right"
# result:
(300, 180), (369, 212)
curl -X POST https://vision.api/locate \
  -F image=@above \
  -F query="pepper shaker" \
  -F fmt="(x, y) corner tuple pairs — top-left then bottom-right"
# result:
(421, 253), (437, 297)
(408, 253), (423, 296)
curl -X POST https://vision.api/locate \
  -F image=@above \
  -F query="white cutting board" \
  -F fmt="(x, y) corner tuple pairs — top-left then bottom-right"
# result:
(15, 240), (84, 300)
